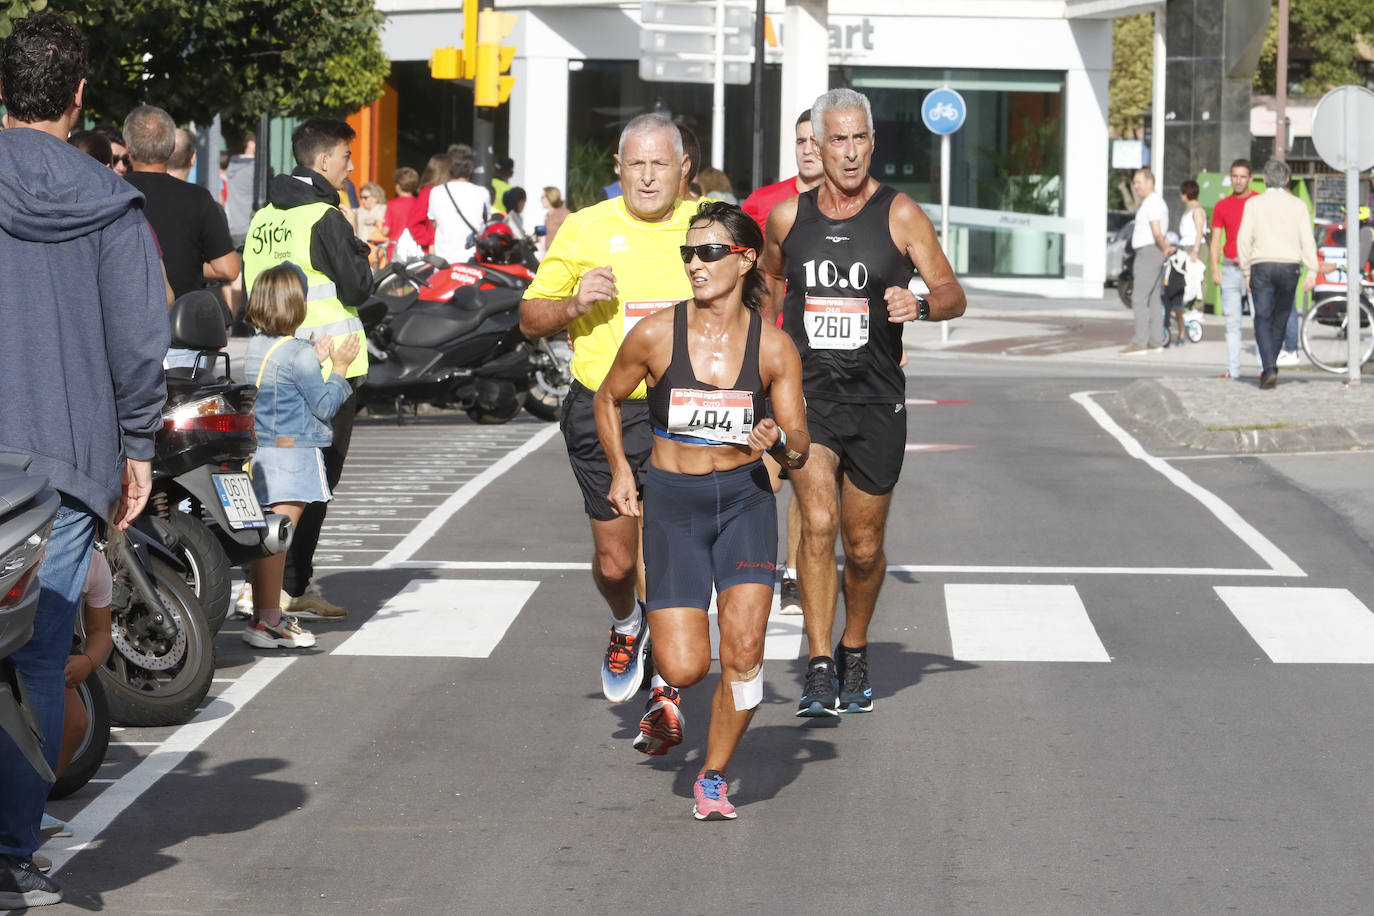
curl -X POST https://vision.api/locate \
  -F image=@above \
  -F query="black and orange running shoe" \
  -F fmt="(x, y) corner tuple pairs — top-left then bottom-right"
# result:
(601, 602), (650, 703)
(632, 685), (684, 756)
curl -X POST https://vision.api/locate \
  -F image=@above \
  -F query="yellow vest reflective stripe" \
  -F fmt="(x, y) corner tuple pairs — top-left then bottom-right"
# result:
(244, 201), (368, 378)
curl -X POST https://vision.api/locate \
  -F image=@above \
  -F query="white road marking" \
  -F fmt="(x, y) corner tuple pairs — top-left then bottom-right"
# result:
(945, 583), (1110, 662)
(46, 658), (295, 875)
(889, 564), (1289, 577)
(377, 425), (561, 565)
(1215, 586), (1374, 663)
(1071, 391), (1305, 577)
(332, 579), (538, 657)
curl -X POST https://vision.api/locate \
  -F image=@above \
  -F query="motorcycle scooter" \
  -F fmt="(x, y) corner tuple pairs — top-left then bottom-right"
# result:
(151, 291), (292, 634)
(359, 228), (571, 423)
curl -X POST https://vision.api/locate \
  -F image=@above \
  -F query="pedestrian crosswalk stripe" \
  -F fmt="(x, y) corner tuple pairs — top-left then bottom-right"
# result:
(945, 583), (1111, 662)
(332, 579), (538, 657)
(1215, 586), (1374, 663)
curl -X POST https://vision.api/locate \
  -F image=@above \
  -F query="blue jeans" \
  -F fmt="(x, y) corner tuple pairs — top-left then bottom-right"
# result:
(1220, 263), (1246, 377)
(1249, 261), (1301, 374)
(0, 497), (94, 860)
(1283, 299), (1300, 353)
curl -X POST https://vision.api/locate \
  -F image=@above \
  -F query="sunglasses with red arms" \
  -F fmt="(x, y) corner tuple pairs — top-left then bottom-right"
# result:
(679, 243), (752, 264)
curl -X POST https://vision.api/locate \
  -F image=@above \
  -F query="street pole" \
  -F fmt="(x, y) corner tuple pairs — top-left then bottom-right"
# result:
(750, 0), (764, 190)
(1344, 89), (1361, 384)
(1275, 0), (1289, 161)
(940, 128), (951, 346)
(711, 0), (726, 168)
(472, 0), (495, 194)
(252, 113), (270, 212)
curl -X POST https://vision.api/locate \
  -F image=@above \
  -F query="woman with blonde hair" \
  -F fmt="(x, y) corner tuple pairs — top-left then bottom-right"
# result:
(540, 185), (570, 250)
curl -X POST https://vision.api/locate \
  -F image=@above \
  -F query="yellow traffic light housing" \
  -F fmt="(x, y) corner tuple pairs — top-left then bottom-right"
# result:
(429, 46), (463, 80)
(475, 9), (517, 108)
(462, 0), (479, 80)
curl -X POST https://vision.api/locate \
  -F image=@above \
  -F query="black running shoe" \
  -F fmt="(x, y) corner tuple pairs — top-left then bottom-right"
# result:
(836, 644), (873, 713)
(796, 657), (839, 717)
(0, 854), (62, 908)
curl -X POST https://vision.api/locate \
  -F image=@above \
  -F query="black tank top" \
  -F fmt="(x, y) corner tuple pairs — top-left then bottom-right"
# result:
(780, 184), (914, 403)
(648, 301), (766, 447)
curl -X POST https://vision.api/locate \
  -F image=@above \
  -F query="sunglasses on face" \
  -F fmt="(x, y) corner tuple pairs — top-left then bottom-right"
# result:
(679, 243), (751, 263)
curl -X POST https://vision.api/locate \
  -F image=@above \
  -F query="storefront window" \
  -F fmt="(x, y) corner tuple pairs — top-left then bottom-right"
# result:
(842, 67), (1065, 278)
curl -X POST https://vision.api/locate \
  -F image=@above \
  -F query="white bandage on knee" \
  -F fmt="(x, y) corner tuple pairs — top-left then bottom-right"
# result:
(729, 664), (764, 711)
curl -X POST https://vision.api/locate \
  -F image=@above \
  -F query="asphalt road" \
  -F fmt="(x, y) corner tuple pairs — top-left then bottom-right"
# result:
(37, 352), (1374, 915)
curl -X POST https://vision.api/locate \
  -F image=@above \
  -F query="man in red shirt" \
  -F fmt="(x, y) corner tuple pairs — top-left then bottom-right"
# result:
(741, 109), (825, 232)
(1209, 158), (1256, 379)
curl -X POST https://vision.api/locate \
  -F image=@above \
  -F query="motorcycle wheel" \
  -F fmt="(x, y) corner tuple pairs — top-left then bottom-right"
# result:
(151, 511), (232, 636)
(466, 391), (526, 425)
(99, 558), (215, 728)
(48, 676), (110, 800)
(525, 336), (573, 422)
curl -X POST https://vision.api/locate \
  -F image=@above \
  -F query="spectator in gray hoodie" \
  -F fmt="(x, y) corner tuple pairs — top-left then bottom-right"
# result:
(0, 12), (167, 908)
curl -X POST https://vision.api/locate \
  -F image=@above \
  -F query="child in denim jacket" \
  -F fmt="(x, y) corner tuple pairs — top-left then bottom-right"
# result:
(240, 264), (359, 649)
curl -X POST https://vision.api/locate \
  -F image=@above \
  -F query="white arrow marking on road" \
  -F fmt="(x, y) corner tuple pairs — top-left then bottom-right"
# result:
(332, 579), (538, 657)
(1216, 586), (1374, 663)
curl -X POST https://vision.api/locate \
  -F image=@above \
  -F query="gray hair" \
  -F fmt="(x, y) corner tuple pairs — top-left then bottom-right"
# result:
(618, 113), (683, 161)
(1262, 158), (1291, 190)
(447, 143), (475, 180)
(123, 105), (176, 165)
(167, 128), (196, 171)
(811, 88), (874, 140)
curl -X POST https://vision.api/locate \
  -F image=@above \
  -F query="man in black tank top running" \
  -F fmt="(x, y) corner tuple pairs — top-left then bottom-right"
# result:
(762, 87), (966, 717)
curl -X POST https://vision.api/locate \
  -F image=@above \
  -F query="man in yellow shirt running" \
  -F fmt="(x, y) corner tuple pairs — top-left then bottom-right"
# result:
(520, 113), (696, 713)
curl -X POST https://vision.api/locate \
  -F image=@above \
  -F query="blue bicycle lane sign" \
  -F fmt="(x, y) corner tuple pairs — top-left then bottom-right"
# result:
(922, 88), (966, 135)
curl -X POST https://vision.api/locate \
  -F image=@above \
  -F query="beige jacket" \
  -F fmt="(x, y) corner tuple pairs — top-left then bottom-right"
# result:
(1237, 188), (1318, 277)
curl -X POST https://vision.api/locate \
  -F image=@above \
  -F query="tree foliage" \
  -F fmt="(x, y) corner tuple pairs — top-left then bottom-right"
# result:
(1254, 0), (1374, 95)
(1, 0), (388, 128)
(1109, 13), (1154, 137)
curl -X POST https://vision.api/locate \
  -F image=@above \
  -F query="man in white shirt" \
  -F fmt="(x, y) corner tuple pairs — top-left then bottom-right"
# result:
(428, 143), (490, 264)
(1237, 158), (1318, 389)
(1123, 168), (1174, 355)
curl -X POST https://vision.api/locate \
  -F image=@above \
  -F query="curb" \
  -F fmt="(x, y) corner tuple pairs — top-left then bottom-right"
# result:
(1116, 379), (1374, 453)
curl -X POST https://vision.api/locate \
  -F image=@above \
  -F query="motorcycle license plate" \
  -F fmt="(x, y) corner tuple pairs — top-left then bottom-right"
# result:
(212, 473), (266, 530)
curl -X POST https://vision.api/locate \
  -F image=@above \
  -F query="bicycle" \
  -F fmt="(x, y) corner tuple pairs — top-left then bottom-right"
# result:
(1299, 283), (1374, 374)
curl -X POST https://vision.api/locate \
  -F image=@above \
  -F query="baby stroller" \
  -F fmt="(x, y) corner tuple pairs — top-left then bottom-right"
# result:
(1161, 250), (1204, 346)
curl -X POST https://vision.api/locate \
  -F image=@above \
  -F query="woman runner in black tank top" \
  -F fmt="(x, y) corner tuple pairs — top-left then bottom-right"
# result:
(592, 201), (809, 820)
(646, 301), (767, 446)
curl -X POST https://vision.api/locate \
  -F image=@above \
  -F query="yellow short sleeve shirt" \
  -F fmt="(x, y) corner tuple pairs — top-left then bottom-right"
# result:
(524, 196), (698, 397)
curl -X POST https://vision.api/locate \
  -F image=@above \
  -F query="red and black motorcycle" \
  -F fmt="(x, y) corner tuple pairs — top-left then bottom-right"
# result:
(359, 224), (572, 423)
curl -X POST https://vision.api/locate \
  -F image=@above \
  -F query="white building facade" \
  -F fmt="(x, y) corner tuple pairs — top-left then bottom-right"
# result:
(380, 1), (1139, 298)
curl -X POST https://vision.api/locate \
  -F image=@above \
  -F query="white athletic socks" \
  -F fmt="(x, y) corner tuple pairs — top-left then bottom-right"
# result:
(611, 600), (644, 637)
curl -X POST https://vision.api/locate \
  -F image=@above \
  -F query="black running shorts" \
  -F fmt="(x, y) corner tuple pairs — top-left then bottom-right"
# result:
(559, 380), (653, 521)
(641, 461), (778, 611)
(805, 396), (907, 495)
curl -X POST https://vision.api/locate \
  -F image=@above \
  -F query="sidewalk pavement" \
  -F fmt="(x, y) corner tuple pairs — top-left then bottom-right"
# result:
(905, 290), (1374, 453)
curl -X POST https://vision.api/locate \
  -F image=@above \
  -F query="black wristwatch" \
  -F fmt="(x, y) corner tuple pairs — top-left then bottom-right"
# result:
(915, 295), (930, 321)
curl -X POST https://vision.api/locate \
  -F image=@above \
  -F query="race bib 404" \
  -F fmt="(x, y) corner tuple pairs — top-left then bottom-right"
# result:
(623, 300), (677, 337)
(667, 388), (755, 445)
(804, 296), (869, 350)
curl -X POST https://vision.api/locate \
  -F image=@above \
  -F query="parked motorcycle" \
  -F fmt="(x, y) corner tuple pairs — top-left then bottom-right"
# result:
(152, 291), (293, 634)
(97, 514), (215, 727)
(0, 455), (61, 781)
(359, 228), (572, 423)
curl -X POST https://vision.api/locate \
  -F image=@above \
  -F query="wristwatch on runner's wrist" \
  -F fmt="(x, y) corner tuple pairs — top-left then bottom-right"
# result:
(915, 295), (930, 321)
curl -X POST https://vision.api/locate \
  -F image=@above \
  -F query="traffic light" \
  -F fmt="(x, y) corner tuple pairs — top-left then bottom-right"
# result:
(475, 9), (517, 108)
(429, 1), (478, 81)
(429, 46), (464, 80)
